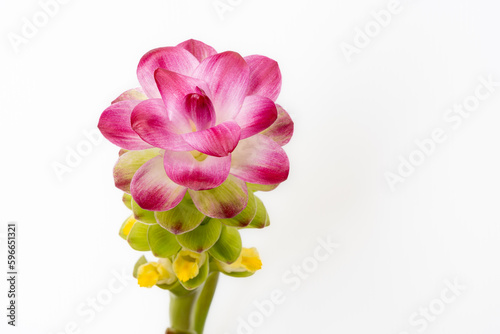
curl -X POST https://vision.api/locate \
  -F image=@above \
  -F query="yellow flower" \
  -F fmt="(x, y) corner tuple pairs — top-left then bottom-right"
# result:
(173, 250), (206, 282)
(219, 247), (262, 273)
(121, 216), (136, 237)
(137, 258), (176, 288)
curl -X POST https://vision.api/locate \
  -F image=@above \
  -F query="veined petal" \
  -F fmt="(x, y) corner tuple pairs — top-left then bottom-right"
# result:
(147, 225), (182, 258)
(245, 55), (282, 101)
(260, 104), (294, 146)
(98, 100), (153, 150)
(247, 195), (270, 229)
(130, 156), (187, 211)
(163, 150), (231, 191)
(154, 69), (209, 131)
(177, 39), (217, 62)
(208, 225), (242, 264)
(155, 193), (206, 234)
(183, 90), (215, 131)
(112, 88), (148, 104)
(213, 190), (257, 227)
(235, 95), (277, 139)
(176, 218), (222, 253)
(182, 121), (241, 157)
(193, 51), (250, 123)
(230, 134), (289, 185)
(113, 148), (161, 193)
(137, 46), (199, 98)
(131, 99), (192, 151)
(189, 175), (248, 219)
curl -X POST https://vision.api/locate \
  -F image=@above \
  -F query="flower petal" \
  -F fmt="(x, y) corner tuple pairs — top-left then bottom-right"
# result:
(163, 150), (231, 190)
(235, 95), (277, 139)
(182, 121), (241, 157)
(127, 221), (150, 251)
(208, 225), (242, 264)
(177, 39), (217, 62)
(192, 51), (250, 123)
(113, 148), (161, 193)
(245, 55), (282, 101)
(183, 90), (216, 131)
(155, 193), (206, 234)
(137, 46), (200, 98)
(130, 156), (187, 211)
(213, 190), (257, 227)
(176, 218), (222, 253)
(247, 195), (270, 229)
(154, 69), (209, 131)
(114, 149), (161, 193)
(189, 175), (248, 218)
(260, 104), (294, 146)
(112, 88), (148, 104)
(131, 99), (192, 151)
(230, 134), (289, 185)
(147, 224), (182, 258)
(98, 100), (153, 150)
(132, 199), (157, 225)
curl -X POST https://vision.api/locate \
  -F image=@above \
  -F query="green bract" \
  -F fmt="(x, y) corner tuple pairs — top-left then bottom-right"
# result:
(148, 224), (182, 258)
(176, 218), (222, 253)
(208, 225), (242, 264)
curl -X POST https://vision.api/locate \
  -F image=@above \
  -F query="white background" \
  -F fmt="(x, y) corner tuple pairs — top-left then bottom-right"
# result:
(1, 0), (500, 333)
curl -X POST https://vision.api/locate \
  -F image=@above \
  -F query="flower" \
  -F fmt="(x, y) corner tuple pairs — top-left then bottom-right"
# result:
(217, 247), (262, 274)
(137, 258), (176, 288)
(98, 39), (293, 219)
(173, 250), (207, 282)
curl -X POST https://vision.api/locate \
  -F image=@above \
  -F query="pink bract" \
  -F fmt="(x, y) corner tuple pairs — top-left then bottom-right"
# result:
(98, 39), (293, 218)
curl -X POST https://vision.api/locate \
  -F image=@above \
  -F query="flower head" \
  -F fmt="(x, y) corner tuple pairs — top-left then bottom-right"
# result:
(137, 258), (176, 288)
(173, 250), (207, 282)
(217, 247), (262, 274)
(99, 39), (293, 220)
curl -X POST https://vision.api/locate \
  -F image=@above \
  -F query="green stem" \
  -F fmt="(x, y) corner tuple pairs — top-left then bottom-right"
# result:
(192, 272), (220, 334)
(168, 289), (200, 334)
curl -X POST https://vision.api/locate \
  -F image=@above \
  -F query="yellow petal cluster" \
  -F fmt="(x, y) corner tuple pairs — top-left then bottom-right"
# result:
(219, 247), (262, 273)
(137, 258), (176, 288)
(173, 250), (206, 282)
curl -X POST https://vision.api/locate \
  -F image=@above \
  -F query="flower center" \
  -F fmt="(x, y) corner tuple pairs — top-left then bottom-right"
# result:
(191, 150), (208, 161)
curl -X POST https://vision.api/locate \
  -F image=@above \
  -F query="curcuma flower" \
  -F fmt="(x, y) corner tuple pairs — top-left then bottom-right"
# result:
(137, 258), (177, 288)
(98, 39), (293, 219)
(216, 247), (262, 277)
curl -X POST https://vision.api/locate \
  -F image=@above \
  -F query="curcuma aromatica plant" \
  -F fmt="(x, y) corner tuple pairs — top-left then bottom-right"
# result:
(97, 39), (293, 334)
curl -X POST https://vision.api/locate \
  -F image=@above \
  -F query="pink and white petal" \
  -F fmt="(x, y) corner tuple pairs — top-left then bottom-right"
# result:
(98, 100), (153, 150)
(260, 104), (294, 146)
(230, 134), (289, 185)
(177, 39), (217, 62)
(137, 47), (200, 98)
(192, 51), (250, 123)
(112, 88), (148, 104)
(183, 90), (216, 131)
(189, 175), (248, 219)
(182, 121), (241, 157)
(163, 150), (231, 191)
(235, 95), (277, 139)
(130, 156), (187, 211)
(244, 55), (282, 102)
(114, 148), (161, 193)
(131, 99), (192, 151)
(154, 69), (209, 130)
